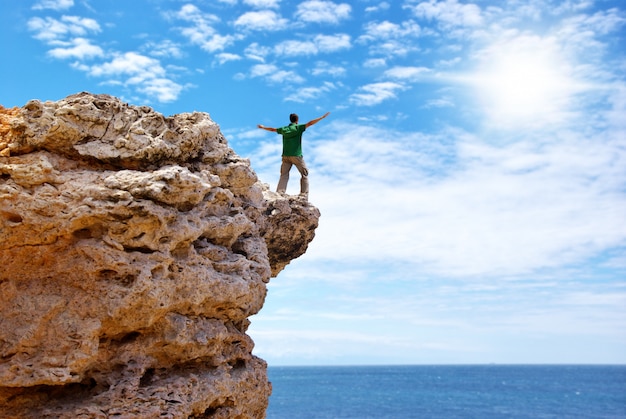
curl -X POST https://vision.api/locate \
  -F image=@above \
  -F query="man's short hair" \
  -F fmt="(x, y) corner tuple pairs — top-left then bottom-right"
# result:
(289, 113), (299, 123)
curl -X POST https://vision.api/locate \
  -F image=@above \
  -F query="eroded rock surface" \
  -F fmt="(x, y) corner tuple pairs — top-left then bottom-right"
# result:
(0, 93), (320, 418)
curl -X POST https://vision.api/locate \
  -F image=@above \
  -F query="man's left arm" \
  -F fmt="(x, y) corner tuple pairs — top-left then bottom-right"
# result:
(305, 112), (330, 128)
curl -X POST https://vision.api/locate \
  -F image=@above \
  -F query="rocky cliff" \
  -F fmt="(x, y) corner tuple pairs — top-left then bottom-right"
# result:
(0, 93), (320, 418)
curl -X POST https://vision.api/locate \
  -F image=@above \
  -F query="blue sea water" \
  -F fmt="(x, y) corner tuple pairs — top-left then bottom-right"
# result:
(266, 365), (626, 418)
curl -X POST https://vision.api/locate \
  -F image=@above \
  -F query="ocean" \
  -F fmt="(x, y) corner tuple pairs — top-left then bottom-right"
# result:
(266, 365), (626, 418)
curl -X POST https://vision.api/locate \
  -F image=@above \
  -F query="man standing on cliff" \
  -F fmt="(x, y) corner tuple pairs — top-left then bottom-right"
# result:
(257, 112), (330, 199)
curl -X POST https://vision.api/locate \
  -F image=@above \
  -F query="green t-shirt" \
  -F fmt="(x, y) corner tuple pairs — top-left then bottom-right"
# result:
(276, 123), (306, 157)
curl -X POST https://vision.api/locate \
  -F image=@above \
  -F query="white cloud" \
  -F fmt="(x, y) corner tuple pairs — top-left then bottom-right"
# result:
(277, 121), (626, 278)
(284, 81), (338, 102)
(89, 52), (163, 78)
(202, 34), (239, 53)
(266, 70), (304, 84)
(234, 10), (288, 31)
(364, 58), (387, 68)
(60, 15), (101, 32)
(349, 82), (407, 106)
(294, 0), (352, 24)
(80, 52), (183, 103)
(32, 0), (74, 11)
(26, 7), (190, 104)
(249, 63), (305, 84)
(243, 0), (281, 8)
(172, 3), (218, 24)
(274, 39), (318, 56)
(356, 19), (422, 56)
(244, 43), (272, 61)
(144, 40), (184, 59)
(137, 78), (184, 103)
(359, 20), (421, 42)
(384, 66), (432, 81)
(47, 37), (103, 59)
(172, 4), (237, 52)
(215, 52), (242, 65)
(438, 57), (462, 67)
(250, 63), (279, 77)
(274, 34), (350, 56)
(314, 33), (351, 52)
(407, 0), (483, 28)
(424, 97), (455, 108)
(557, 8), (626, 55)
(27, 15), (101, 42)
(365, 2), (390, 13)
(552, 0), (594, 14)
(311, 61), (346, 77)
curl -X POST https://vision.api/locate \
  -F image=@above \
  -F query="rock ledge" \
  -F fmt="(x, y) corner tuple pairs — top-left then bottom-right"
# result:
(0, 93), (320, 418)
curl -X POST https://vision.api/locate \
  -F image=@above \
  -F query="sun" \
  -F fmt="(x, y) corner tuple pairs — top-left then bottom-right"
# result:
(471, 37), (575, 128)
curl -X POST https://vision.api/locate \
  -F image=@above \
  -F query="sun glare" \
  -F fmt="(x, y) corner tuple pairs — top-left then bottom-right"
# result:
(472, 38), (575, 127)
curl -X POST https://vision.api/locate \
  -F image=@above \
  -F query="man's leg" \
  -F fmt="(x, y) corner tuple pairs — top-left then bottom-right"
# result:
(276, 157), (292, 193)
(292, 157), (309, 197)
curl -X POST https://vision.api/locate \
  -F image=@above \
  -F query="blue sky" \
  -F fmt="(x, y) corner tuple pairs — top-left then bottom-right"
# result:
(2, 0), (625, 365)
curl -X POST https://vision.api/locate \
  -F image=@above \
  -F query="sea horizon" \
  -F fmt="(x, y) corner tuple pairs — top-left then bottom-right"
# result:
(266, 364), (626, 418)
(267, 362), (626, 367)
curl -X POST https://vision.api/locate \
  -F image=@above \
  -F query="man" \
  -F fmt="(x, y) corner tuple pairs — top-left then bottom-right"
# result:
(257, 111), (330, 199)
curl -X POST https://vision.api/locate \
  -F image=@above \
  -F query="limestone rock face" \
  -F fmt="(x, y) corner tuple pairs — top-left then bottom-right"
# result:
(0, 93), (320, 418)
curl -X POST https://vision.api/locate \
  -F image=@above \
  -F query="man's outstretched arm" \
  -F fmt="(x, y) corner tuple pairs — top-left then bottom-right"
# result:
(257, 124), (277, 132)
(305, 112), (330, 128)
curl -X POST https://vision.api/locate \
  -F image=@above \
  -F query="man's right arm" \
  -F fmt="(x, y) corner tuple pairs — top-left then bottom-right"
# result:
(257, 124), (277, 132)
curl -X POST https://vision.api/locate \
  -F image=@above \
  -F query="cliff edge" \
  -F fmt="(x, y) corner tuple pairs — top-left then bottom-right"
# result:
(0, 93), (320, 418)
